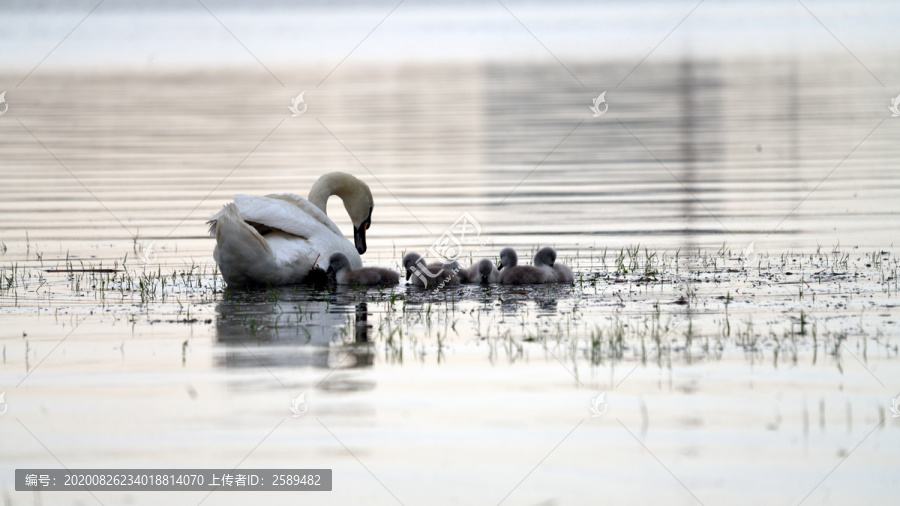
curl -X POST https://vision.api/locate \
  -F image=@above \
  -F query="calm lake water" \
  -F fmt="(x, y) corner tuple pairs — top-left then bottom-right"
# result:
(2, 26), (900, 506)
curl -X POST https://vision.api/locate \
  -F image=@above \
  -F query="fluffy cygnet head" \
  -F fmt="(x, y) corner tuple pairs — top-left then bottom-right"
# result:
(533, 246), (557, 267)
(477, 258), (495, 283)
(326, 252), (352, 279)
(402, 251), (424, 280)
(498, 247), (518, 270)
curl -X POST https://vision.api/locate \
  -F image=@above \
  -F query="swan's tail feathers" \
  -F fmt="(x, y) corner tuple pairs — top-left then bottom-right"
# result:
(214, 203), (272, 256)
(206, 218), (217, 238)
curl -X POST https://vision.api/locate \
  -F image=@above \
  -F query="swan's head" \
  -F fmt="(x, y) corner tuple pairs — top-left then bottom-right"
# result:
(351, 205), (373, 255)
(402, 251), (423, 281)
(498, 247), (518, 270)
(309, 172), (374, 255)
(533, 246), (557, 267)
(326, 252), (351, 280)
(477, 258), (494, 283)
(340, 176), (374, 255)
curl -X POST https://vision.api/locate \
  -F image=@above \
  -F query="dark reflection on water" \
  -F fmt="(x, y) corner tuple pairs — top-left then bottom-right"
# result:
(399, 283), (569, 314)
(214, 286), (375, 373)
(355, 301), (371, 344)
(213, 283), (573, 372)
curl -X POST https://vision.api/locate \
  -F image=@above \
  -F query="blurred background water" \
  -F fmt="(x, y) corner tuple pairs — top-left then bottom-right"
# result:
(2, 0), (899, 262)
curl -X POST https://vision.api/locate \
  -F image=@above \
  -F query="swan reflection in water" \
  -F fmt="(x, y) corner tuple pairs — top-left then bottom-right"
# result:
(215, 283), (566, 378)
(214, 286), (375, 391)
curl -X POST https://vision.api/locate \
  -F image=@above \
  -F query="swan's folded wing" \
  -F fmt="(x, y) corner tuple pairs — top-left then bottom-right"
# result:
(260, 193), (344, 235)
(210, 194), (344, 239)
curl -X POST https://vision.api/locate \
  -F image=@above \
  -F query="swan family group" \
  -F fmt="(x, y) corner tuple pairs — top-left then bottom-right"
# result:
(397, 247), (573, 288)
(208, 172), (572, 288)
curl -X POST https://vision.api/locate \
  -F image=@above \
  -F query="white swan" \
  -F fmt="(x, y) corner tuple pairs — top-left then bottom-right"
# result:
(207, 172), (373, 286)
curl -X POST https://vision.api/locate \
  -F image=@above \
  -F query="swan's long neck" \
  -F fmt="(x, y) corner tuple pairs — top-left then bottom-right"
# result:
(307, 175), (336, 213)
(307, 173), (367, 212)
(307, 173), (373, 226)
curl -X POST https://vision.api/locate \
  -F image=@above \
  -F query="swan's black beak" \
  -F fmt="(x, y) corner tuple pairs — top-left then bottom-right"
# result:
(353, 226), (366, 254)
(354, 208), (372, 255)
(326, 266), (335, 280)
(404, 269), (411, 281)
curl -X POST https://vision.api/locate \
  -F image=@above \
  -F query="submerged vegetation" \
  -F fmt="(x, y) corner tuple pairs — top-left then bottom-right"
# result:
(1, 243), (897, 378)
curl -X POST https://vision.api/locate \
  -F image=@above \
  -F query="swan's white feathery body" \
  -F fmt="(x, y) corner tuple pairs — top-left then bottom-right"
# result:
(208, 173), (373, 286)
